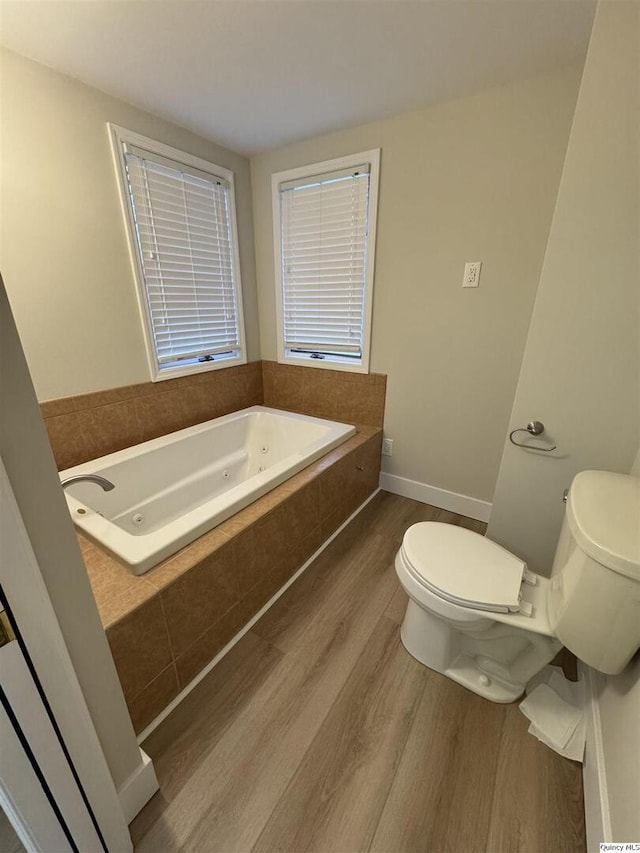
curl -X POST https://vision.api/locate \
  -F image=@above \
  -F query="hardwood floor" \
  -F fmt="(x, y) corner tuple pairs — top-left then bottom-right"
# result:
(132, 491), (586, 853)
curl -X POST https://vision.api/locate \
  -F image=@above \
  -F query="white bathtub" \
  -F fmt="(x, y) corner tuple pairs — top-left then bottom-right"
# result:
(60, 406), (355, 575)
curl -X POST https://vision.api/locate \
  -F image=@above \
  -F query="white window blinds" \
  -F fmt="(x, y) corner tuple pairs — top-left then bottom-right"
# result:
(279, 166), (371, 356)
(123, 145), (241, 367)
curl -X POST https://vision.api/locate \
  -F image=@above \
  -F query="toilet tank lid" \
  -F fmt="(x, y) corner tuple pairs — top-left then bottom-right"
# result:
(567, 471), (640, 580)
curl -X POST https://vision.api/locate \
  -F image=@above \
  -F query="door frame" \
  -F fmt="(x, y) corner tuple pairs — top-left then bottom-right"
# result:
(0, 457), (132, 851)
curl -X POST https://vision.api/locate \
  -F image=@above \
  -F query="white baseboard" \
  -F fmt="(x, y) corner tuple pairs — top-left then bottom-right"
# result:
(580, 662), (611, 850)
(117, 749), (159, 824)
(379, 472), (492, 523)
(136, 488), (381, 744)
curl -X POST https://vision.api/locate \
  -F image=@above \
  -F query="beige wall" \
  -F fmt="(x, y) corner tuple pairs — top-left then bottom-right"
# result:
(487, 2), (639, 573)
(251, 68), (581, 503)
(0, 49), (260, 401)
(0, 279), (141, 790)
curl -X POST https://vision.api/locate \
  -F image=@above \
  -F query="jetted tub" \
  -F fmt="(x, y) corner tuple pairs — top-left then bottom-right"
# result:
(61, 406), (355, 575)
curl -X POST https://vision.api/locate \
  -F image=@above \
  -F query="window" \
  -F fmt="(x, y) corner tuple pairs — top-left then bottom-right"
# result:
(109, 125), (245, 380)
(272, 150), (380, 373)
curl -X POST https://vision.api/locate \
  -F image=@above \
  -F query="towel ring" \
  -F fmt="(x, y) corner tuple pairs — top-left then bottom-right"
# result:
(509, 421), (556, 452)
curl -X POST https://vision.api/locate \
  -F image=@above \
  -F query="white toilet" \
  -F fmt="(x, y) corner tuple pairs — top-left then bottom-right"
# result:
(395, 470), (640, 702)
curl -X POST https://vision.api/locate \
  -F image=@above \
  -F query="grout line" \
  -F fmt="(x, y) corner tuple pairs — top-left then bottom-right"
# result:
(157, 591), (178, 664)
(127, 660), (177, 706)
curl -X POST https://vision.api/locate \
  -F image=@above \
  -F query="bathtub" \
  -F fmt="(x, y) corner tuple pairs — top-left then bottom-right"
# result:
(60, 406), (355, 575)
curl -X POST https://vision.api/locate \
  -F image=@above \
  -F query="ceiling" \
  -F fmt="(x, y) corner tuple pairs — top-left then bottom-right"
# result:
(0, 1), (596, 156)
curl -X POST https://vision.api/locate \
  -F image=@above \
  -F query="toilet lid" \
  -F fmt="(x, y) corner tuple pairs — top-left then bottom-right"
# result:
(401, 522), (526, 613)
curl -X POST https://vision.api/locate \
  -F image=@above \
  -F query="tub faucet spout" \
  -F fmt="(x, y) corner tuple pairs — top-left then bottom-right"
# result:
(61, 474), (115, 492)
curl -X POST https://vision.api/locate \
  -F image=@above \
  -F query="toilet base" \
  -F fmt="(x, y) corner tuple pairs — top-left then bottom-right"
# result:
(399, 630), (523, 702)
(399, 598), (561, 703)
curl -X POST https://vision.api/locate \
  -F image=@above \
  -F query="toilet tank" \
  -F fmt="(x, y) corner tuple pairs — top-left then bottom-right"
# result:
(547, 470), (640, 674)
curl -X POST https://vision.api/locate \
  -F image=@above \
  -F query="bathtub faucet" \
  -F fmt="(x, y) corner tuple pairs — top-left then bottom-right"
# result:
(61, 474), (115, 492)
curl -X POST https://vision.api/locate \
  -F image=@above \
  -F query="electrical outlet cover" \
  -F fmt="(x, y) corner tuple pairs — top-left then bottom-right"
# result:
(463, 261), (482, 287)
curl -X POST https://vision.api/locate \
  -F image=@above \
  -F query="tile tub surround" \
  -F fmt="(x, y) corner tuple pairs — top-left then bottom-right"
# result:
(262, 361), (387, 428)
(40, 361), (264, 471)
(80, 427), (382, 734)
(41, 360), (387, 471)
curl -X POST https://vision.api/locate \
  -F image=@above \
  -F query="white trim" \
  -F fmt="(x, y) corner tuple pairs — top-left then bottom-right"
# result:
(271, 149), (380, 375)
(107, 123), (247, 382)
(0, 459), (132, 852)
(117, 749), (159, 824)
(137, 487), (380, 743)
(0, 778), (41, 853)
(580, 661), (611, 850)
(379, 472), (492, 523)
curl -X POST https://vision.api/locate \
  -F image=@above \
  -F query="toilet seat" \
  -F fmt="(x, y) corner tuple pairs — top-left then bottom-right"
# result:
(400, 522), (527, 614)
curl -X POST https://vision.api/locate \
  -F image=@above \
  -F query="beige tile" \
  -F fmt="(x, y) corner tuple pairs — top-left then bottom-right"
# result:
(231, 507), (287, 594)
(278, 525), (322, 586)
(174, 594), (259, 688)
(106, 595), (173, 701)
(44, 410), (93, 470)
(266, 364), (306, 411)
(278, 479), (320, 545)
(79, 534), (157, 623)
(160, 540), (238, 658)
(321, 507), (343, 542)
(77, 534), (136, 608)
(83, 399), (143, 459)
(128, 664), (180, 735)
(99, 580), (159, 631)
(351, 432), (383, 507)
(134, 391), (188, 444)
(215, 372), (250, 416)
(301, 370), (338, 420)
(40, 381), (152, 419)
(145, 527), (231, 592)
(245, 362), (264, 404)
(216, 498), (267, 539)
(319, 432), (382, 525)
(335, 379), (385, 427)
(177, 382), (223, 428)
(41, 398), (82, 419)
(261, 367), (276, 406)
(319, 453), (352, 522)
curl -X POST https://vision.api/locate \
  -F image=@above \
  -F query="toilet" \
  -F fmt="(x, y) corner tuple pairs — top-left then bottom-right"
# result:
(395, 470), (640, 702)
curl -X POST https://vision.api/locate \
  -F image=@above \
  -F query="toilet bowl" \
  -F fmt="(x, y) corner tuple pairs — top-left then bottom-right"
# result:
(395, 523), (561, 702)
(395, 470), (640, 702)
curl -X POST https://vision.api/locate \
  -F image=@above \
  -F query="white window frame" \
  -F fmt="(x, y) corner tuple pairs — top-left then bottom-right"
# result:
(272, 149), (380, 374)
(108, 124), (247, 382)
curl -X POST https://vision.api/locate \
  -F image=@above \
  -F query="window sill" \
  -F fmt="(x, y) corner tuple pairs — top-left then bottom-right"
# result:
(278, 351), (369, 374)
(151, 353), (246, 382)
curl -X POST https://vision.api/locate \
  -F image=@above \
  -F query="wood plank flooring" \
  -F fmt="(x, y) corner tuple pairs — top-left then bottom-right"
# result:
(132, 491), (586, 853)
(0, 807), (25, 853)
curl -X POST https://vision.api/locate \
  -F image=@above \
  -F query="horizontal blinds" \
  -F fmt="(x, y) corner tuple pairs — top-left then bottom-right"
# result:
(124, 148), (240, 365)
(280, 167), (370, 355)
